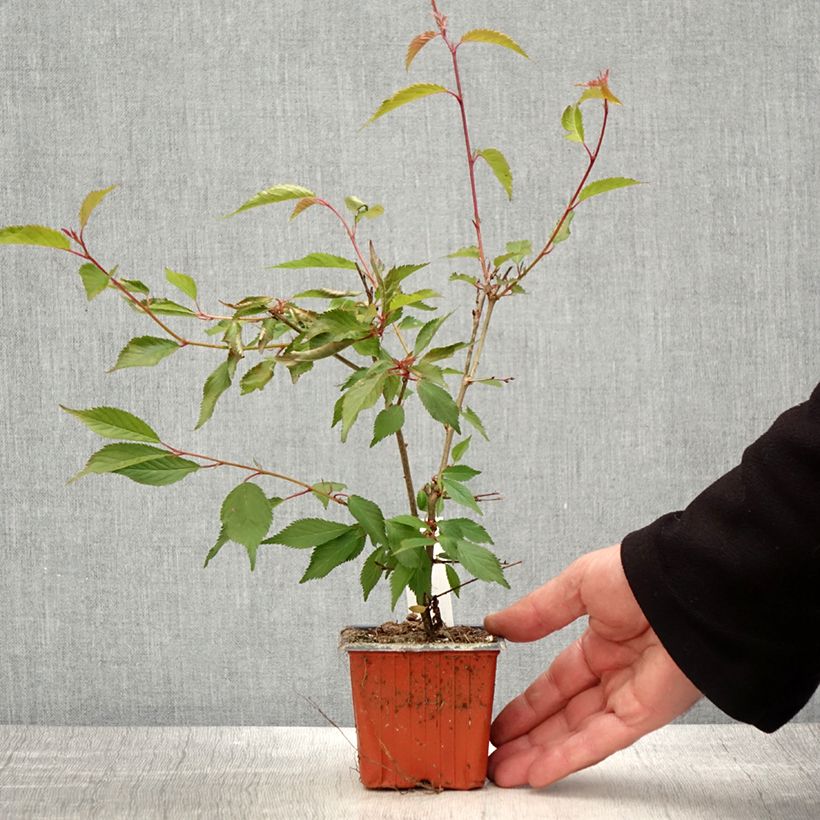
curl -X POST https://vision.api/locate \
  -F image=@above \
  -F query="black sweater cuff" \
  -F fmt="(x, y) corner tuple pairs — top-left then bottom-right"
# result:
(620, 383), (820, 733)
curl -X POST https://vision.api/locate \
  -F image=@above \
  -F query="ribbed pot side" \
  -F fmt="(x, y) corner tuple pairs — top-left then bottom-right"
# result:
(343, 635), (502, 790)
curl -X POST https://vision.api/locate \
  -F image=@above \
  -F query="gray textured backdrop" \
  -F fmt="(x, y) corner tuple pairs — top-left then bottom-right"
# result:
(1, 0), (818, 727)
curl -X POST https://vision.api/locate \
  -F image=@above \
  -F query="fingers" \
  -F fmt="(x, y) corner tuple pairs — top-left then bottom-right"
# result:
(490, 711), (644, 789)
(484, 553), (591, 642)
(491, 634), (597, 746)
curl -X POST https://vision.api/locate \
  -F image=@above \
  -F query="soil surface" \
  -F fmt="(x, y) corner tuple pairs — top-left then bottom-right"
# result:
(340, 620), (497, 646)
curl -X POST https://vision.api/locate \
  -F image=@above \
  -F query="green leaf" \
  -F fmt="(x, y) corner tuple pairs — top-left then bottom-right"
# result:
(451, 436), (471, 463)
(292, 288), (360, 300)
(119, 278), (150, 294)
(445, 564), (461, 597)
(195, 353), (239, 430)
(300, 526), (366, 582)
(447, 246), (480, 259)
(449, 272), (477, 285)
(0, 225), (69, 250)
(462, 406), (488, 440)
(505, 239), (532, 263)
(220, 483), (273, 555)
(365, 83), (450, 126)
(390, 564), (415, 609)
(417, 381), (460, 432)
(442, 476), (482, 515)
(240, 359), (275, 395)
(371, 405), (405, 447)
(405, 30), (437, 70)
(460, 28), (528, 58)
(203, 526), (229, 568)
(344, 195), (367, 214)
(389, 514), (427, 530)
(561, 104), (584, 143)
(389, 289), (440, 310)
(303, 308), (369, 341)
(111, 336), (180, 371)
(60, 405), (160, 443)
(164, 268), (197, 301)
(142, 298), (196, 317)
(70, 442), (170, 481)
(443, 464), (481, 482)
(310, 481), (346, 509)
(79, 184), (118, 230)
(413, 313), (450, 355)
(420, 342), (466, 364)
(265, 518), (353, 548)
(455, 540), (509, 587)
(227, 184), (315, 217)
(577, 177), (641, 204)
(113, 455), (200, 486)
(77, 262), (109, 300)
(553, 210), (575, 245)
(269, 252), (357, 270)
(347, 495), (387, 546)
(439, 518), (493, 545)
(475, 148), (513, 200)
(360, 548), (386, 601)
(341, 366), (389, 441)
(382, 263), (429, 294)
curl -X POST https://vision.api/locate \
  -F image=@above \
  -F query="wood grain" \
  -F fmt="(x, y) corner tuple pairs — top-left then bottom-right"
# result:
(0, 724), (817, 819)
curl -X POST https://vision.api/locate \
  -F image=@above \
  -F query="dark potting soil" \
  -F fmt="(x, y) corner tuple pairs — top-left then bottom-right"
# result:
(340, 620), (497, 646)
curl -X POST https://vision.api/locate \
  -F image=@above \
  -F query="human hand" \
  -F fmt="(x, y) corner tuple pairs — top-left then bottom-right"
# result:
(484, 543), (702, 788)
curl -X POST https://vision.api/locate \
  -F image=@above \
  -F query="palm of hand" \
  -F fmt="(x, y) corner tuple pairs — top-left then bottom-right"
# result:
(486, 544), (702, 788)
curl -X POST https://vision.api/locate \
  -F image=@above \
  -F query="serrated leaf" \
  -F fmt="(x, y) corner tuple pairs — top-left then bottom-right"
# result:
(303, 307), (369, 341)
(341, 367), (389, 441)
(265, 518), (352, 548)
(240, 359), (275, 395)
(553, 209), (575, 245)
(390, 563), (415, 610)
(269, 252), (357, 270)
(406, 30), (437, 70)
(203, 526), (229, 568)
(578, 84), (622, 106)
(476, 148), (513, 200)
(300, 526), (366, 582)
(347, 495), (387, 546)
(143, 298), (197, 317)
(70, 442), (170, 481)
(413, 313), (450, 355)
(360, 547), (387, 601)
(445, 564), (461, 597)
(356, 203), (384, 223)
(442, 476), (482, 515)
(113, 455), (200, 486)
(389, 289), (440, 310)
(0, 225), (70, 250)
(420, 342), (466, 364)
(449, 272), (477, 286)
(443, 464), (481, 482)
(195, 353), (238, 430)
(60, 405), (160, 443)
(164, 268), (197, 301)
(451, 436), (471, 463)
(418, 381), (460, 432)
(220, 482), (273, 552)
(371, 405), (405, 447)
(311, 480), (346, 509)
(577, 177), (641, 204)
(460, 28), (528, 58)
(462, 406), (488, 440)
(120, 278), (150, 294)
(111, 336), (179, 371)
(77, 262), (109, 300)
(447, 245), (480, 259)
(455, 540), (509, 587)
(344, 195), (367, 214)
(79, 184), (118, 230)
(365, 83), (450, 126)
(292, 288), (360, 299)
(561, 104), (584, 143)
(227, 184), (315, 217)
(439, 518), (494, 545)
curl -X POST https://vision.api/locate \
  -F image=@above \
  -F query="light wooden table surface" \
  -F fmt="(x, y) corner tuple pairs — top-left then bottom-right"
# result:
(0, 724), (817, 819)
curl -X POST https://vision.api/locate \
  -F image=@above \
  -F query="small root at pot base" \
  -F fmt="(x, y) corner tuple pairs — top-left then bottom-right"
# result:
(341, 621), (496, 645)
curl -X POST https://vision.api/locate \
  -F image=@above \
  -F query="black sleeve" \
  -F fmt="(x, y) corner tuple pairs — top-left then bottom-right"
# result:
(620, 381), (820, 733)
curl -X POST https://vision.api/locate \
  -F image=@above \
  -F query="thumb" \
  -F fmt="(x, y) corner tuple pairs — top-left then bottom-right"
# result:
(484, 554), (590, 642)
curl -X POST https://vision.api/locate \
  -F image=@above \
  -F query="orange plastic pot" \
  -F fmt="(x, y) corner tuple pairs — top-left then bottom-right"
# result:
(342, 628), (503, 790)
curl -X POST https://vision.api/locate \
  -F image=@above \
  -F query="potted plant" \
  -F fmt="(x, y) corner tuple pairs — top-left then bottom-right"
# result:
(1, 0), (637, 791)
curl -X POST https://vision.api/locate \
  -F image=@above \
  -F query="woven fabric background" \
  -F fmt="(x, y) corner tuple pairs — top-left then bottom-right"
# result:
(1, 0), (817, 727)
